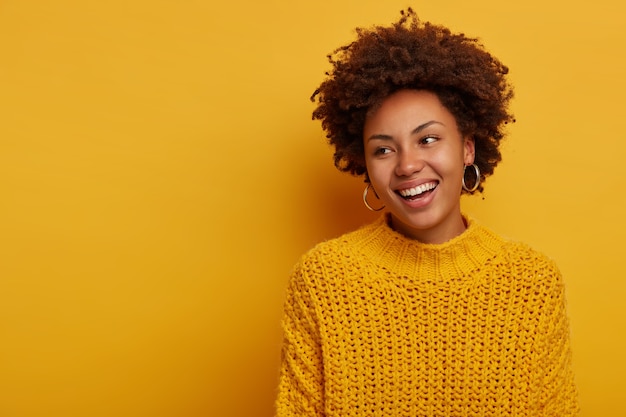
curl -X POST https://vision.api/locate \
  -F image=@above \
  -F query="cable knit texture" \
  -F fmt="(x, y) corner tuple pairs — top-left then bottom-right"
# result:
(276, 215), (578, 416)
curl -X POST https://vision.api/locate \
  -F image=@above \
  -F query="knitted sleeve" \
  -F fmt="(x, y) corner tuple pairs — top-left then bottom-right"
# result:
(275, 262), (325, 417)
(534, 258), (579, 416)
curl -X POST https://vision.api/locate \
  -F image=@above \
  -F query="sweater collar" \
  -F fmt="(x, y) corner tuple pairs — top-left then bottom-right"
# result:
(350, 213), (507, 280)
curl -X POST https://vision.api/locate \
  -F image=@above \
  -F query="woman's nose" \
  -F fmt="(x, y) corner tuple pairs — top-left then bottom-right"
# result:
(395, 149), (424, 177)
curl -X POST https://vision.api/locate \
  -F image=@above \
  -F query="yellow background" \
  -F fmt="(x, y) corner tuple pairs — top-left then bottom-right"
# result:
(0, 0), (624, 416)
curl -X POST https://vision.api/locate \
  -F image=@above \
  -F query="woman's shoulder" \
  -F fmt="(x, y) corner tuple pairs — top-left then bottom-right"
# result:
(298, 222), (376, 264)
(481, 226), (563, 284)
(290, 218), (385, 281)
(493, 233), (558, 267)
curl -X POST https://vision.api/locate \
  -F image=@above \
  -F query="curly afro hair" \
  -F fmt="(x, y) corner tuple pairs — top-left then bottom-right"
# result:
(311, 8), (515, 193)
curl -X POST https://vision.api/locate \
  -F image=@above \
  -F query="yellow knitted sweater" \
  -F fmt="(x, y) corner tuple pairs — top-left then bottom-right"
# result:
(276, 215), (578, 417)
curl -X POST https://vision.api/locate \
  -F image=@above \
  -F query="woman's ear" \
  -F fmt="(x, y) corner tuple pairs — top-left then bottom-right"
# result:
(463, 136), (476, 165)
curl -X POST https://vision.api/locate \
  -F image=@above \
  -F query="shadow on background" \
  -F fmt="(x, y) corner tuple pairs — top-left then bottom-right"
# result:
(287, 132), (379, 258)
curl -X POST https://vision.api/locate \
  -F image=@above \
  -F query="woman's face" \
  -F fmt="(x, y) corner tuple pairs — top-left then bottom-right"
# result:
(363, 89), (475, 244)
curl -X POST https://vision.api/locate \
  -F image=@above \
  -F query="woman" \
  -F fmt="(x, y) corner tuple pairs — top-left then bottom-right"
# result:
(276, 9), (578, 417)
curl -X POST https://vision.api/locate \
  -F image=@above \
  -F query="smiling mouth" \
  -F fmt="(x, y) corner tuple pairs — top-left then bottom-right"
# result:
(397, 181), (438, 201)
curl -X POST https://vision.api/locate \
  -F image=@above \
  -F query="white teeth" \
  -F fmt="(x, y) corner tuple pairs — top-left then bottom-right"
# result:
(399, 182), (437, 197)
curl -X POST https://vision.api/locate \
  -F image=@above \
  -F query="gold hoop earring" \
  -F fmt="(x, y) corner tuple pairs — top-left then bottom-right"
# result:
(363, 184), (385, 212)
(462, 163), (481, 192)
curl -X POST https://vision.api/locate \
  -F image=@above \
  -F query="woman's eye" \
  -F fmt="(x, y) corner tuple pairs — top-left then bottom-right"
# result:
(421, 136), (438, 145)
(374, 147), (391, 156)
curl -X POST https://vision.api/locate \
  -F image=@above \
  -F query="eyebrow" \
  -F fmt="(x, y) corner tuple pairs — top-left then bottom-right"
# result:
(366, 120), (443, 142)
